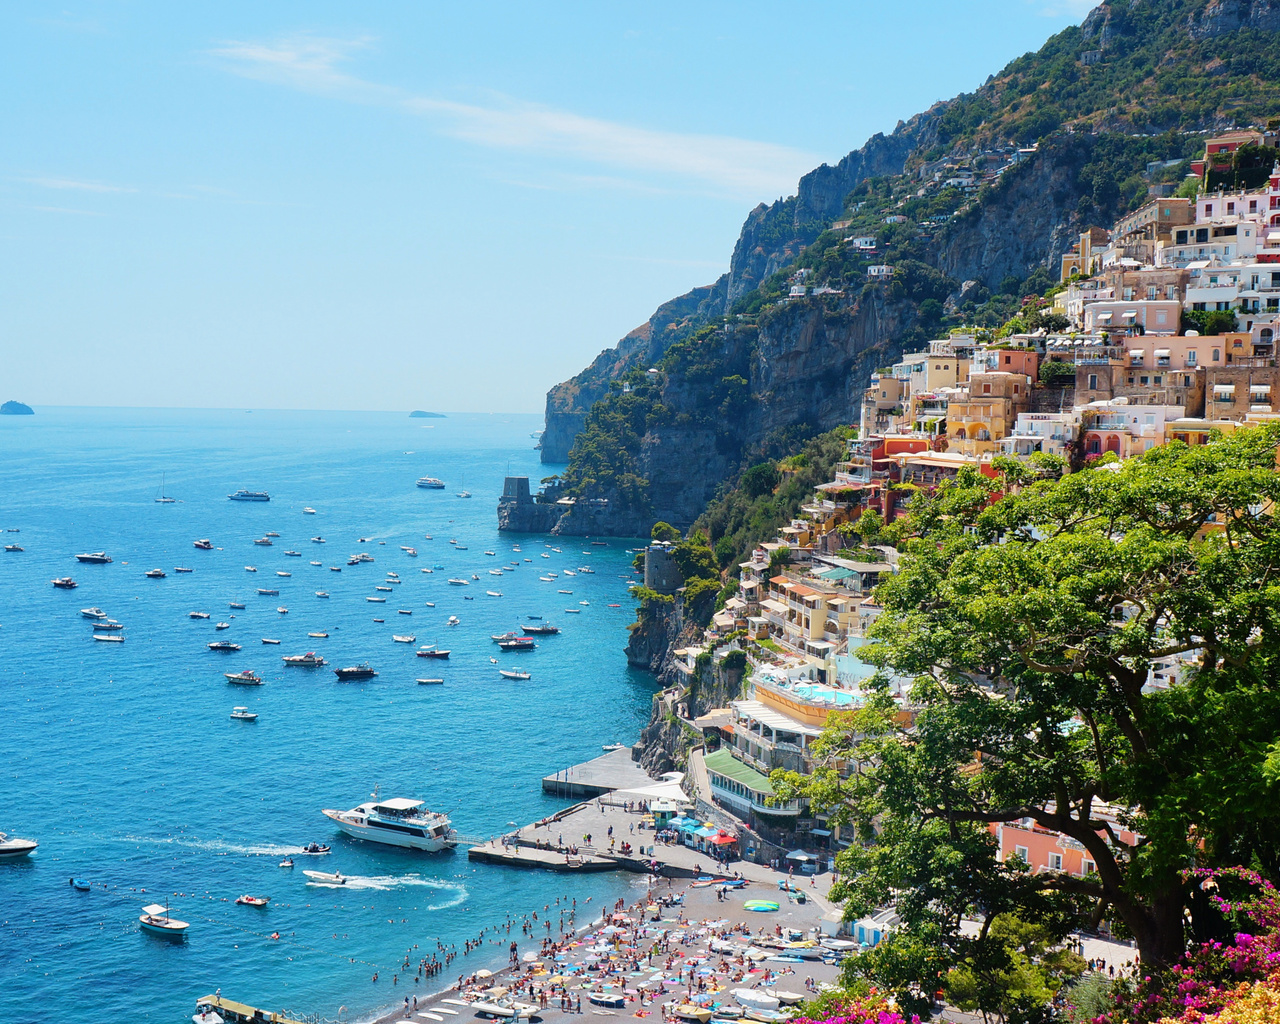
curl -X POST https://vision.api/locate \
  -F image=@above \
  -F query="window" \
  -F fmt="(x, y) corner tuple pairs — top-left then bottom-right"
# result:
(1153, 376), (1162, 385)
(1213, 349), (1221, 361)
(1204, 205), (1214, 217)
(1147, 286), (1158, 300)
(1140, 376), (1150, 385)
(1271, 272), (1280, 287)
(1251, 200), (1259, 213)
(1048, 853), (1063, 872)
(1176, 230), (1188, 245)
(1184, 375), (1192, 387)
(1083, 859), (1097, 875)
(1088, 374), (1098, 390)
(1197, 227), (1210, 243)
(1228, 202), (1235, 213)
(982, 383), (991, 394)
(1013, 845), (1029, 863)
(1013, 384), (1020, 395)
(1187, 350), (1197, 366)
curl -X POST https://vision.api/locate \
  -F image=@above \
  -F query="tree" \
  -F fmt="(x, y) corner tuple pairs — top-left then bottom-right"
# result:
(741, 462), (781, 499)
(776, 425), (1280, 1004)
(1181, 309), (1236, 336)
(651, 521), (681, 543)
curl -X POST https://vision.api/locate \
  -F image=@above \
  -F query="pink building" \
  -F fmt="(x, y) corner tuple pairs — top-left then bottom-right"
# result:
(992, 807), (1139, 877)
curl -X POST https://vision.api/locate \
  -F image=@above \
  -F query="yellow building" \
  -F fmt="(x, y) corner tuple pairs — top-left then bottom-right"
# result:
(946, 372), (1031, 457)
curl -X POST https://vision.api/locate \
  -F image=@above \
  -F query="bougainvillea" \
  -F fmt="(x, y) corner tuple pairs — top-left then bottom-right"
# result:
(790, 992), (920, 1024)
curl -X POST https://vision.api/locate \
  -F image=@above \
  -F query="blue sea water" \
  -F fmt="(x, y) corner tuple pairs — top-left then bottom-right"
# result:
(0, 408), (656, 1023)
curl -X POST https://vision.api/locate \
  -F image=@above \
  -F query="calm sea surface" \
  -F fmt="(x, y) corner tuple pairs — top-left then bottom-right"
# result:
(0, 408), (655, 1023)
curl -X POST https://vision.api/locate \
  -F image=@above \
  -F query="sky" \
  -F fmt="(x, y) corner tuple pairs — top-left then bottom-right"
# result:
(0, 1), (1094, 414)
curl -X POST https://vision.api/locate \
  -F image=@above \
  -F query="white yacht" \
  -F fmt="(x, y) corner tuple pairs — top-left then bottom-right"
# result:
(0, 832), (37, 859)
(321, 793), (456, 852)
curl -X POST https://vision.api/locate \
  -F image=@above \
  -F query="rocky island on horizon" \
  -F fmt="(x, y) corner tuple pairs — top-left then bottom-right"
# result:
(409, 410), (446, 418)
(1, 400), (34, 415)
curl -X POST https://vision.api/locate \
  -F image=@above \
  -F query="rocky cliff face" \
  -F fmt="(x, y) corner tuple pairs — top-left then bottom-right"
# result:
(1187, 0), (1280, 38)
(541, 278), (727, 463)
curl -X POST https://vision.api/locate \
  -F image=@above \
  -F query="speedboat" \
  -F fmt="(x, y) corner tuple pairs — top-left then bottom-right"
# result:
(308, 631), (328, 638)
(447, 578), (469, 586)
(93, 634), (124, 642)
(145, 569), (166, 578)
(303, 507), (316, 514)
(302, 870), (345, 884)
(321, 791), (456, 851)
(496, 637), (536, 651)
(3, 544), (21, 552)
(276, 570), (291, 577)
(0, 832), (38, 859)
(392, 635), (415, 643)
(333, 663), (377, 680)
(52, 577), (78, 589)
(499, 669), (530, 680)
(208, 641), (242, 652)
(235, 895), (270, 906)
(311, 536), (325, 543)
(139, 901), (189, 938)
(245, 566), (257, 572)
(486, 590), (502, 597)
(93, 620), (124, 631)
(309, 560), (322, 566)
(225, 670), (264, 685)
(417, 678), (444, 685)
(215, 621), (231, 630)
(230, 706), (258, 720)
(257, 588), (279, 596)
(276, 606), (288, 614)
(416, 477), (445, 489)
(193, 539), (214, 549)
(254, 537), (273, 546)
(262, 638), (280, 645)
(75, 552), (112, 564)
(283, 652), (325, 667)
(446, 615), (459, 626)
(315, 591), (329, 598)
(228, 490), (270, 502)
(81, 607), (108, 619)
(265, 531), (280, 537)
(284, 550), (301, 557)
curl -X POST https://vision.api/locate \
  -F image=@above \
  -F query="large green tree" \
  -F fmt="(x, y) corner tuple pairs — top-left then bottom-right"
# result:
(777, 426), (1280, 1008)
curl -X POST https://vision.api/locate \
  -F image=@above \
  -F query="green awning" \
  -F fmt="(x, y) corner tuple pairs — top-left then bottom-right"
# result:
(815, 567), (856, 581)
(704, 748), (775, 795)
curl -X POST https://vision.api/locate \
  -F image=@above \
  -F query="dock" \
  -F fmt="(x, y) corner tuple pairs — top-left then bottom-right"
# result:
(540, 746), (649, 798)
(197, 994), (308, 1024)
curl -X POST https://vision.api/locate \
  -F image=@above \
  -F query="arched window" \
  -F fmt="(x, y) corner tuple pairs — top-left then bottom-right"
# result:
(1262, 328), (1274, 343)
(977, 428), (991, 441)
(1106, 434), (1122, 454)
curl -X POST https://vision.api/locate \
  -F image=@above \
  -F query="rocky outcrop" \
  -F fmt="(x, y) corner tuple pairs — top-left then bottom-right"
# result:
(541, 278), (727, 463)
(1188, 0), (1280, 38)
(626, 599), (682, 672)
(1, 400), (33, 415)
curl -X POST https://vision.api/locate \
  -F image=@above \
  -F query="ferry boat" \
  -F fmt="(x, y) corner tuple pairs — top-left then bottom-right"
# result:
(0, 832), (38, 859)
(334, 663), (377, 681)
(75, 552), (112, 564)
(228, 490), (270, 502)
(283, 652), (325, 667)
(194, 539), (214, 549)
(52, 577), (78, 589)
(416, 477), (445, 489)
(139, 901), (188, 938)
(321, 792), (456, 852)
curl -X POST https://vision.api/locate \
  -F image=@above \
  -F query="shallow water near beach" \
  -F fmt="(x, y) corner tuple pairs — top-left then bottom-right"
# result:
(0, 408), (654, 1022)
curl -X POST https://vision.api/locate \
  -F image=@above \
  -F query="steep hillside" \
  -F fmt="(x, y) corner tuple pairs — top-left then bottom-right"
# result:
(535, 0), (1280, 531)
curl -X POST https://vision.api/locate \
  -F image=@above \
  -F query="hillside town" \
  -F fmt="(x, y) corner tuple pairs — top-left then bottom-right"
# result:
(631, 139), (1280, 952)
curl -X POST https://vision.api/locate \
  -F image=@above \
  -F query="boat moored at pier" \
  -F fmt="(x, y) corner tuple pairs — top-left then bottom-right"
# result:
(321, 793), (456, 851)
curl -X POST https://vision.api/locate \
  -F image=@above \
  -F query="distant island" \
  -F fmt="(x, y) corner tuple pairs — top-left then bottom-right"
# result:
(409, 410), (446, 418)
(1, 401), (33, 415)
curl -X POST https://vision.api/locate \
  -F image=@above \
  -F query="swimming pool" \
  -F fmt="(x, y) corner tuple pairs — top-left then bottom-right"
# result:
(790, 684), (864, 705)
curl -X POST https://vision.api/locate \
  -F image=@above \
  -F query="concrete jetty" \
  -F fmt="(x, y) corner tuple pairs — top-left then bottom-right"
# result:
(539, 746), (648, 798)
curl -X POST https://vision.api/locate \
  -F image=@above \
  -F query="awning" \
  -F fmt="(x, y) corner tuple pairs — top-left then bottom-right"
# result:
(815, 567), (856, 581)
(1128, 349), (1144, 357)
(1214, 384), (1236, 393)
(1095, 311), (1114, 321)
(1252, 385), (1272, 394)
(1154, 348), (1171, 357)
(786, 850), (817, 861)
(710, 834), (738, 846)
(1122, 310), (1138, 319)
(809, 828), (832, 837)
(760, 599), (788, 614)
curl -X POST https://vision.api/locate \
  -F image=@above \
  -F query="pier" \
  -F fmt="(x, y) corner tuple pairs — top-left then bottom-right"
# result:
(539, 746), (649, 798)
(196, 994), (308, 1024)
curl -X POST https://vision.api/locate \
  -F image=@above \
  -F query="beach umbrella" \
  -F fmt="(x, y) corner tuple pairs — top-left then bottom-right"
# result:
(475, 969), (494, 979)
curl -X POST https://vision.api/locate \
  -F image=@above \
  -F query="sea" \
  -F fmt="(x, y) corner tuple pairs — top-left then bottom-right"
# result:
(0, 408), (658, 1024)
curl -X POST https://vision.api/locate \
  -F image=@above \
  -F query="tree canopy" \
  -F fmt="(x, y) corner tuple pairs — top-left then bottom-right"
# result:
(776, 424), (1280, 1014)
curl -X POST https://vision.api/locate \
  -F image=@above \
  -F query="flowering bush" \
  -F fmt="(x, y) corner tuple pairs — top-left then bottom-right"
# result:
(790, 992), (920, 1024)
(1094, 869), (1280, 1024)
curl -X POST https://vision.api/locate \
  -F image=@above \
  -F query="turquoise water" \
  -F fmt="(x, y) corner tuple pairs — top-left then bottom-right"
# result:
(0, 409), (656, 1023)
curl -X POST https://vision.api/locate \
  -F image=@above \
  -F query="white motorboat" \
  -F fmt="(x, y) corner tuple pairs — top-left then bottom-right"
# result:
(447, 578), (469, 586)
(230, 707), (258, 721)
(139, 901), (189, 938)
(283, 652), (325, 667)
(446, 615), (459, 626)
(302, 869), (346, 885)
(732, 990), (780, 1011)
(188, 611), (210, 619)
(321, 792), (456, 851)
(316, 591), (329, 598)
(0, 831), (38, 859)
(81, 607), (107, 619)
(392, 635), (415, 643)
(499, 669), (530, 680)
(303, 507), (316, 514)
(93, 634), (124, 642)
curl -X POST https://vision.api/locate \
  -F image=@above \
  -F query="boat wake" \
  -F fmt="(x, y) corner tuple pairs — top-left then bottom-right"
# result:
(118, 834), (323, 857)
(304, 873), (468, 905)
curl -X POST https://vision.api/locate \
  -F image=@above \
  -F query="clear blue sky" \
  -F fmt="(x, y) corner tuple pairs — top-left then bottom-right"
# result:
(0, 1), (1092, 413)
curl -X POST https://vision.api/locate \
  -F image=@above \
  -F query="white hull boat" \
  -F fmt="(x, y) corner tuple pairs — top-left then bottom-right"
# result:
(321, 794), (456, 851)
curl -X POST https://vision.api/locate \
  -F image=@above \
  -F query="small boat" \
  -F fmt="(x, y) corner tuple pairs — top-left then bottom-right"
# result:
(93, 620), (124, 631)
(486, 590), (502, 597)
(254, 537), (273, 547)
(0, 832), (38, 859)
(608, 603), (621, 608)
(3, 544), (21, 552)
(602, 743), (624, 752)
(230, 706), (258, 721)
(308, 632), (328, 638)
(52, 577), (78, 589)
(424, 601), (435, 607)
(194, 539), (214, 550)
(471, 573), (479, 579)
(225, 670), (264, 685)
(262, 638), (281, 645)
(404, 547), (417, 556)
(579, 600), (590, 605)
(564, 608), (580, 613)
(578, 567), (595, 574)
(497, 638), (536, 651)
(456, 475), (471, 499)
(298, 842), (330, 855)
(265, 531), (280, 538)
(367, 596), (386, 603)
(447, 578), (469, 586)
(491, 631), (521, 642)
(732, 991), (780, 1012)
(316, 591), (329, 598)
(499, 669), (530, 680)
(145, 569), (166, 579)
(93, 634), (124, 643)
(446, 615), (459, 626)
(284, 550), (301, 557)
(334, 663), (377, 681)
(558, 589), (572, 594)
(229, 602), (246, 609)
(521, 624), (559, 635)
(539, 576), (554, 582)
(589, 995), (626, 1009)
(174, 566), (193, 573)
(155, 473), (176, 504)
(71, 878), (91, 891)
(375, 585), (393, 592)
(257, 588), (279, 596)
(235, 895), (270, 906)
(279, 858), (294, 868)
(674, 1006), (713, 1023)
(329, 566), (341, 571)
(303, 507), (316, 514)
(397, 609), (412, 615)
(591, 541), (608, 546)
(562, 570), (576, 577)
(76, 552), (112, 564)
(392, 635), (415, 643)
(489, 569), (504, 576)
(416, 477), (445, 489)
(276, 571), (291, 577)
(283, 652), (325, 667)
(139, 901), (189, 937)
(310, 560), (322, 566)
(276, 606), (288, 614)
(82, 607), (108, 619)
(311, 536), (325, 543)
(417, 678), (444, 685)
(208, 641), (242, 652)
(417, 648), (450, 659)
(228, 490), (270, 502)
(303, 870), (345, 885)
(245, 566), (257, 572)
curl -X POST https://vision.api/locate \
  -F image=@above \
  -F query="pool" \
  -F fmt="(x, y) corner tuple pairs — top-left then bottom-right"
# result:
(790, 684), (863, 705)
